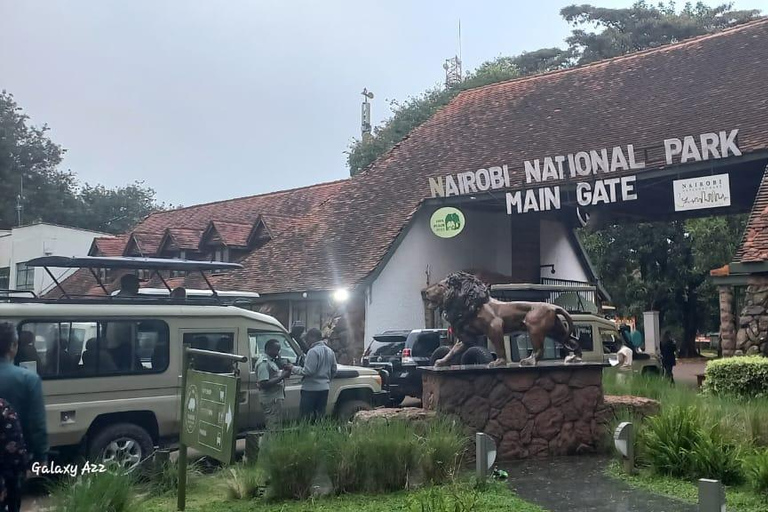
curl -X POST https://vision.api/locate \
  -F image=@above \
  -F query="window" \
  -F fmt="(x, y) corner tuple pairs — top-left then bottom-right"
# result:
(15, 263), (34, 291)
(248, 331), (298, 369)
(183, 332), (236, 373)
(20, 319), (169, 379)
(212, 248), (230, 263)
(0, 267), (9, 290)
(573, 324), (594, 352)
(512, 332), (560, 360)
(410, 332), (443, 357)
(600, 328), (622, 354)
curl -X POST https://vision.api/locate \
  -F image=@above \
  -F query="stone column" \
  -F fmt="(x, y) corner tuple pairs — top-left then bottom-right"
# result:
(643, 311), (660, 356)
(719, 286), (736, 357)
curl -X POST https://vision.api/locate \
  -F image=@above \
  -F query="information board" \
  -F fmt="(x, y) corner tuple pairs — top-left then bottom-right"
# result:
(180, 370), (239, 464)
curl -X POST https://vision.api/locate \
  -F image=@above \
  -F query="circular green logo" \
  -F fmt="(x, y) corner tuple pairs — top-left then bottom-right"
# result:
(430, 207), (465, 238)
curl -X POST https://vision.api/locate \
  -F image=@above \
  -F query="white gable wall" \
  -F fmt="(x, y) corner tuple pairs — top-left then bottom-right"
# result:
(539, 220), (589, 282)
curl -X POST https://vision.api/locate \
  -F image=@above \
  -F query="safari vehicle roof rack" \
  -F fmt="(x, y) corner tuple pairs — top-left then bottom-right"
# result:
(16, 256), (245, 305)
(489, 282), (599, 314)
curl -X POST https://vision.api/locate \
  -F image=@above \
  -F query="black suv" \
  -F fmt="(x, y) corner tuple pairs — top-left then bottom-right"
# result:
(362, 329), (447, 405)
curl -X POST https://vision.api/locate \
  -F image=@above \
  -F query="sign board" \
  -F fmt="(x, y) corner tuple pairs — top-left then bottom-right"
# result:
(181, 369), (239, 464)
(673, 173), (731, 212)
(430, 207), (465, 238)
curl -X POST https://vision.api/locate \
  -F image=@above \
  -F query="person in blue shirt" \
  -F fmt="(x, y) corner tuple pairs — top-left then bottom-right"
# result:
(0, 322), (47, 512)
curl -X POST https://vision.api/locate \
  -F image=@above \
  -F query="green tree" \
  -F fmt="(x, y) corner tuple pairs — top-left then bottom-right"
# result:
(580, 215), (748, 356)
(0, 91), (162, 234)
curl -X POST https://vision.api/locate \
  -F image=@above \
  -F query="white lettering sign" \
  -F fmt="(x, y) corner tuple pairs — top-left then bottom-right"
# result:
(427, 129), (741, 216)
(672, 174), (731, 212)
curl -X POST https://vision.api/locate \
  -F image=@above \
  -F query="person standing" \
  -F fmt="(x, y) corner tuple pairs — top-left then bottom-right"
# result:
(660, 331), (677, 383)
(294, 328), (337, 422)
(254, 339), (292, 431)
(0, 398), (29, 512)
(0, 323), (47, 512)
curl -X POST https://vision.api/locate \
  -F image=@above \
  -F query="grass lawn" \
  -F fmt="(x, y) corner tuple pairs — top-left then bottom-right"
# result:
(607, 460), (768, 512)
(141, 474), (545, 512)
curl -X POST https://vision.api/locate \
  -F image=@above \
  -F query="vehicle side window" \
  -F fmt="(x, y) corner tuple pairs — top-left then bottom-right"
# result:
(248, 331), (298, 369)
(512, 332), (559, 360)
(573, 324), (594, 352)
(412, 332), (440, 357)
(20, 319), (169, 379)
(600, 328), (621, 354)
(183, 332), (235, 374)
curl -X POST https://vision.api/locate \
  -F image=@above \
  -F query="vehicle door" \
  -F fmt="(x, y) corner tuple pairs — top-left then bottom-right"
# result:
(598, 327), (623, 365)
(572, 323), (597, 362)
(179, 329), (244, 431)
(247, 330), (301, 427)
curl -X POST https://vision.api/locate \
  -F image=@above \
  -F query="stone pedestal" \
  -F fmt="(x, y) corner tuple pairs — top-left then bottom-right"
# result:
(422, 362), (607, 460)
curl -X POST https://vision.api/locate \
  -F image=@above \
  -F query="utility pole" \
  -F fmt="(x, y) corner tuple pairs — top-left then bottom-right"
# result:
(15, 176), (24, 227)
(443, 20), (463, 89)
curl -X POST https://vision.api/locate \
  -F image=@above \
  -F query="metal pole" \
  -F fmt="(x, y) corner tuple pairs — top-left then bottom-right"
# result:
(177, 347), (189, 511)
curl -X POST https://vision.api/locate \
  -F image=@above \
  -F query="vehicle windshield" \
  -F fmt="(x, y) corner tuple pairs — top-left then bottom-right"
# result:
(367, 336), (407, 357)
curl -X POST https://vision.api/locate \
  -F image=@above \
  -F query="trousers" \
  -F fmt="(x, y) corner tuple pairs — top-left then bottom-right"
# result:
(299, 390), (329, 422)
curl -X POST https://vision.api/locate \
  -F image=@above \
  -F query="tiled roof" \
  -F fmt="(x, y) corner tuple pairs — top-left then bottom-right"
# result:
(164, 228), (203, 251)
(56, 20), (768, 296)
(124, 231), (164, 256)
(737, 164), (768, 263)
(203, 220), (252, 248)
(90, 235), (129, 257)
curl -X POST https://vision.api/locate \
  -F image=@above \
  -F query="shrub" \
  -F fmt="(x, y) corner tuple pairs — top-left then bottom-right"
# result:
(704, 356), (768, 399)
(408, 485), (479, 512)
(51, 470), (142, 512)
(363, 420), (419, 492)
(746, 450), (768, 496)
(224, 463), (266, 500)
(689, 425), (744, 485)
(260, 424), (323, 500)
(419, 417), (468, 485)
(143, 456), (200, 495)
(323, 424), (367, 494)
(639, 406), (701, 477)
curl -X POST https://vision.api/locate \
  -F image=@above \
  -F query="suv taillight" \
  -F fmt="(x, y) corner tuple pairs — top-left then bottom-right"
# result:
(402, 348), (415, 365)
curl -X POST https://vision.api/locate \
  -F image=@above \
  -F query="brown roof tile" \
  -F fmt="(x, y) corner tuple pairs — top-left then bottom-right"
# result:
(90, 235), (129, 257)
(737, 164), (768, 263)
(57, 20), (768, 295)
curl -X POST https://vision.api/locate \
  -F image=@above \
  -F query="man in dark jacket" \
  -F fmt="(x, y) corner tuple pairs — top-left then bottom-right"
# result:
(0, 322), (47, 512)
(660, 331), (677, 383)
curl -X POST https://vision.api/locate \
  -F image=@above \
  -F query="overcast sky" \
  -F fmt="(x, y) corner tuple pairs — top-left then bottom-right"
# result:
(1, 1), (764, 206)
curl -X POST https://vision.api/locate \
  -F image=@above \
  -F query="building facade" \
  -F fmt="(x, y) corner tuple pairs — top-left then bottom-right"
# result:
(0, 223), (110, 297)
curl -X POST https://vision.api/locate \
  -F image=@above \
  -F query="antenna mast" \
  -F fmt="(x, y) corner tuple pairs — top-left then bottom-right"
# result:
(15, 176), (24, 227)
(443, 20), (463, 89)
(361, 88), (374, 141)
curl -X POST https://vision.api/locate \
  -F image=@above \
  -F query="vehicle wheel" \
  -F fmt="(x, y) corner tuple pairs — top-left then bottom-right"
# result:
(430, 346), (452, 366)
(336, 399), (372, 422)
(389, 394), (406, 407)
(461, 346), (494, 365)
(87, 423), (154, 471)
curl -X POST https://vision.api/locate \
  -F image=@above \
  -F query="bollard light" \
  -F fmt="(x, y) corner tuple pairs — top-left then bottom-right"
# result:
(614, 422), (635, 474)
(699, 479), (726, 512)
(476, 432), (497, 481)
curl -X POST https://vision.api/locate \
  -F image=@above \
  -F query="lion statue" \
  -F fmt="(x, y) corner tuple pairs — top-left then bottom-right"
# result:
(423, 271), (582, 367)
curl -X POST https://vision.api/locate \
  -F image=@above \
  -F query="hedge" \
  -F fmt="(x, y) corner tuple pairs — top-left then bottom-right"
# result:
(704, 356), (768, 399)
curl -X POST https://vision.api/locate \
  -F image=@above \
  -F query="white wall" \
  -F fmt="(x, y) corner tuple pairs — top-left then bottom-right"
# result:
(364, 208), (512, 346)
(539, 220), (589, 282)
(0, 224), (107, 295)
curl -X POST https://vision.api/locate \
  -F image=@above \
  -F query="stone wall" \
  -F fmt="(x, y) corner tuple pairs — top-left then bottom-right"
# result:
(422, 363), (607, 460)
(734, 277), (768, 357)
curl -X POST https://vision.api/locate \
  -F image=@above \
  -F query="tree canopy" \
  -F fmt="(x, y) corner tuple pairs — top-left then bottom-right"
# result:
(0, 91), (164, 234)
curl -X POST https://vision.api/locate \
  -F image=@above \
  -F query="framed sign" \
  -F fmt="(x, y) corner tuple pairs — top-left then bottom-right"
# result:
(430, 207), (465, 238)
(673, 174), (731, 212)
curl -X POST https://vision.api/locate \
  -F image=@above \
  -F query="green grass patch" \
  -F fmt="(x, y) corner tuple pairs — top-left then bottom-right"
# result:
(607, 461), (768, 512)
(143, 477), (544, 512)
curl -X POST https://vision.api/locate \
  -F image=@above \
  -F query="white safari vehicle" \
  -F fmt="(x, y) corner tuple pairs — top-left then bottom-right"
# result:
(1, 256), (387, 468)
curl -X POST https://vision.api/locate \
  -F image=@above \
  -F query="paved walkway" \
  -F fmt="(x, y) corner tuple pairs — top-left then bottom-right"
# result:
(503, 456), (696, 512)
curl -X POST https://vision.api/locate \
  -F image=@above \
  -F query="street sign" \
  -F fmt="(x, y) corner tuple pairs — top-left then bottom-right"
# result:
(181, 369), (239, 464)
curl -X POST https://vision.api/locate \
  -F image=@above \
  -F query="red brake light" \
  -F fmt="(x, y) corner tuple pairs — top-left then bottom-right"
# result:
(402, 348), (412, 358)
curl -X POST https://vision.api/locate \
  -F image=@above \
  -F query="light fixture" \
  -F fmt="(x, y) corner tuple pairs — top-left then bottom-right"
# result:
(302, 292), (308, 299)
(332, 288), (350, 303)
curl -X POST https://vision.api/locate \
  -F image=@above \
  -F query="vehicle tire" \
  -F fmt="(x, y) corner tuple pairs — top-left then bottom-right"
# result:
(461, 346), (494, 365)
(87, 423), (154, 471)
(336, 399), (372, 423)
(430, 346), (452, 366)
(389, 394), (406, 407)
